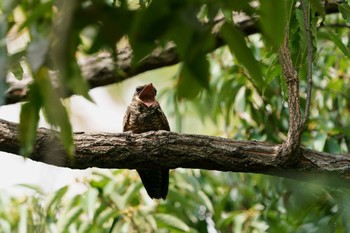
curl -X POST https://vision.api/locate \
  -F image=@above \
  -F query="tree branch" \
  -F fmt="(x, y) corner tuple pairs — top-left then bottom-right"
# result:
(3, 1), (342, 105)
(301, 0), (313, 129)
(1, 118), (350, 188)
(278, 27), (303, 164)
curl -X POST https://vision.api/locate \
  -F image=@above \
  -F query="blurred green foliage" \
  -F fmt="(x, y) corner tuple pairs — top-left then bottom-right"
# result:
(1, 0), (350, 232)
(1, 170), (350, 232)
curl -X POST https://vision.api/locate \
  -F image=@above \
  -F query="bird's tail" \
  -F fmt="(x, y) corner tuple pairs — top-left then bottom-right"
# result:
(137, 169), (169, 199)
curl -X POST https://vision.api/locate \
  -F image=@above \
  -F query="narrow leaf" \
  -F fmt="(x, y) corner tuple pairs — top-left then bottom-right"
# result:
(35, 67), (74, 156)
(0, 11), (8, 105)
(57, 206), (83, 232)
(221, 23), (263, 88)
(339, 3), (350, 23)
(310, 0), (325, 15)
(324, 29), (350, 59)
(155, 213), (190, 232)
(177, 68), (200, 99)
(259, 0), (286, 48)
(314, 132), (327, 151)
(18, 1), (54, 31)
(45, 186), (69, 213)
(19, 84), (41, 156)
(83, 189), (98, 221)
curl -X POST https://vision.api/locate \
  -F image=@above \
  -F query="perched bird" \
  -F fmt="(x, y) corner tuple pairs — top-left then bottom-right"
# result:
(123, 83), (170, 199)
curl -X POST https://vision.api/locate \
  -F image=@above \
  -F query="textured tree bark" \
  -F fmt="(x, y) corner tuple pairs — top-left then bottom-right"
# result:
(1, 118), (350, 188)
(278, 30), (303, 165)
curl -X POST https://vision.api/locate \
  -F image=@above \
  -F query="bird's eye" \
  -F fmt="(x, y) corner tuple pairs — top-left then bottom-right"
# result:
(136, 86), (143, 92)
(153, 87), (157, 95)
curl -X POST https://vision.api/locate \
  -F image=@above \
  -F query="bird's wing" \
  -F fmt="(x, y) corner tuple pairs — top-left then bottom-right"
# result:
(157, 106), (170, 131)
(122, 106), (131, 132)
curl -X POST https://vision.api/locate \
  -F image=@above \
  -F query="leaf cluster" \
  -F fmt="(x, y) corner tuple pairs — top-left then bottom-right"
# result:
(1, 169), (350, 232)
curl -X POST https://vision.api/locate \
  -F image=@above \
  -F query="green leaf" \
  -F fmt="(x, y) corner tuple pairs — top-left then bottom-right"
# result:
(78, 6), (134, 53)
(27, 36), (50, 72)
(310, 0), (325, 15)
(339, 3), (350, 23)
(129, 0), (173, 63)
(221, 9), (233, 24)
(1, 0), (21, 14)
(66, 60), (93, 101)
(46, 186), (69, 213)
(296, 9), (307, 52)
(177, 55), (210, 99)
(234, 86), (246, 113)
(264, 54), (281, 93)
(18, 1), (54, 31)
(18, 183), (45, 195)
(19, 85), (41, 156)
(323, 29), (350, 59)
(50, 1), (93, 102)
(110, 192), (124, 210)
(35, 67), (74, 157)
(177, 74), (200, 99)
(57, 206), (83, 232)
(18, 205), (28, 233)
(155, 213), (190, 232)
(221, 23), (263, 89)
(325, 138), (340, 154)
(120, 182), (142, 208)
(314, 132), (327, 151)
(0, 12), (8, 106)
(96, 208), (120, 226)
(259, 0), (286, 48)
(83, 189), (98, 222)
(198, 190), (214, 213)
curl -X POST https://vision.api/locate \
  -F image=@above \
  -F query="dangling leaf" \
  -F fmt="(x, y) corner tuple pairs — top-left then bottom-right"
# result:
(221, 23), (263, 89)
(129, 0), (173, 63)
(19, 84), (42, 156)
(177, 55), (210, 99)
(310, 0), (325, 15)
(0, 10), (9, 105)
(18, 1), (54, 31)
(51, 1), (92, 102)
(320, 29), (350, 59)
(338, 3), (350, 23)
(259, 0), (286, 48)
(35, 67), (75, 157)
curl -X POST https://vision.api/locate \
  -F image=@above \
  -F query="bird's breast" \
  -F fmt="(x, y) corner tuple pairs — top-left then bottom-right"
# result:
(128, 105), (165, 133)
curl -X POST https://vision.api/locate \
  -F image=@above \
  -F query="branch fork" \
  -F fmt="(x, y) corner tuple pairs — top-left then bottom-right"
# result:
(277, 0), (313, 166)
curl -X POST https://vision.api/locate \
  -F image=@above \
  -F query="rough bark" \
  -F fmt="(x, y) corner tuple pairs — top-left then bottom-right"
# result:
(1, 118), (350, 188)
(278, 29), (303, 165)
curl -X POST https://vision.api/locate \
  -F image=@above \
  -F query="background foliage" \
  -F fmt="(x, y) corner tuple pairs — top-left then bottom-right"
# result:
(1, 0), (350, 232)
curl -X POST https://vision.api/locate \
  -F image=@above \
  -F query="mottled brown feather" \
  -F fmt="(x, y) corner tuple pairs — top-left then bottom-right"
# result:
(122, 84), (170, 199)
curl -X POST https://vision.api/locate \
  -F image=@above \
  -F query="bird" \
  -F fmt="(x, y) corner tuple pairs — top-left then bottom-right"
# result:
(123, 83), (170, 199)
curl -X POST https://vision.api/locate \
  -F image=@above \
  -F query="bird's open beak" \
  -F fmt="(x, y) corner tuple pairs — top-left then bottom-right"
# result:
(139, 83), (156, 107)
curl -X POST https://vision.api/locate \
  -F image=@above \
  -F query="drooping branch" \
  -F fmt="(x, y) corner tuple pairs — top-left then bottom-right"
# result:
(278, 27), (303, 164)
(277, 0), (317, 164)
(301, 0), (313, 129)
(3, 1), (342, 105)
(1, 118), (350, 188)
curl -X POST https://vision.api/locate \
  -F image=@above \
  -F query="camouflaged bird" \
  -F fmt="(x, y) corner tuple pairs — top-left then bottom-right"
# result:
(123, 83), (170, 199)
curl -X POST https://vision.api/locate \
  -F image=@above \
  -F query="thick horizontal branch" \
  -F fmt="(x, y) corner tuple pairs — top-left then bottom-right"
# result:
(4, 1), (341, 105)
(1, 118), (350, 188)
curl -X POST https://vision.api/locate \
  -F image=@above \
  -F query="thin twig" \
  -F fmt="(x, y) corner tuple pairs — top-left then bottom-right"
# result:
(301, 0), (313, 129)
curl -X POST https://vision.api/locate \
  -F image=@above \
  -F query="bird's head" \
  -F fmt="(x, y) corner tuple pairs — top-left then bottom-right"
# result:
(134, 83), (157, 107)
